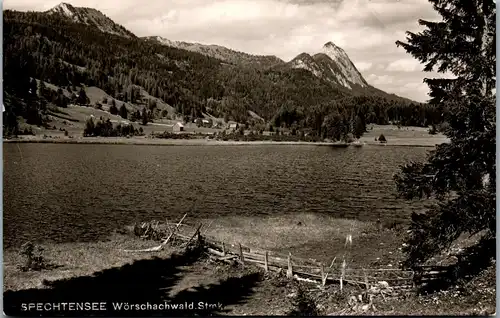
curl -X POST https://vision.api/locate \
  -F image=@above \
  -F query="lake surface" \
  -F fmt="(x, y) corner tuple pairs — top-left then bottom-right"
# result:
(3, 144), (430, 248)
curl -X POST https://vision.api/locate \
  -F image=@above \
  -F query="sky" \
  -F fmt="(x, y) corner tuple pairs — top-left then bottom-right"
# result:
(4, 0), (448, 102)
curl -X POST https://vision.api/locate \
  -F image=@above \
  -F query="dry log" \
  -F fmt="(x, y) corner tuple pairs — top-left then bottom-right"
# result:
(207, 248), (225, 257)
(293, 274), (319, 284)
(219, 255), (238, 261)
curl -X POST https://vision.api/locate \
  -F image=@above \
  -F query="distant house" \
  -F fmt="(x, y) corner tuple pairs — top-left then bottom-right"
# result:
(228, 122), (239, 131)
(173, 122), (184, 132)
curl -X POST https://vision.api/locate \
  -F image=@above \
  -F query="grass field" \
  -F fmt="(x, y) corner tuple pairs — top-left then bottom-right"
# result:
(10, 121), (448, 147)
(360, 124), (448, 146)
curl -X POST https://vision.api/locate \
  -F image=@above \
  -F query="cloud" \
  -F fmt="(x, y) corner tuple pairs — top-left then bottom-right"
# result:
(366, 73), (431, 102)
(386, 58), (422, 72)
(4, 0), (442, 102)
(366, 74), (395, 86)
(355, 62), (373, 72)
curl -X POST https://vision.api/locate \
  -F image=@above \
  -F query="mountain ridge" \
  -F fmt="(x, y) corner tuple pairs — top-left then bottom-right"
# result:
(142, 36), (285, 68)
(4, 4), (440, 142)
(42, 2), (379, 95)
(37, 2), (410, 104)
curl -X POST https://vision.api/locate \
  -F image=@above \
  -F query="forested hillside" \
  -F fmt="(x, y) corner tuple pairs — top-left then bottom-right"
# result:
(3, 8), (444, 140)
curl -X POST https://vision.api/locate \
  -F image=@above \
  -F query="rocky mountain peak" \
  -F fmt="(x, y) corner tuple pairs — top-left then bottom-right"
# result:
(46, 2), (135, 38)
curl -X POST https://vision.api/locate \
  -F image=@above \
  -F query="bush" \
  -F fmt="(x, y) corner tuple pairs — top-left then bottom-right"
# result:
(19, 242), (48, 271)
(83, 117), (142, 137)
(345, 133), (355, 143)
(109, 104), (119, 115)
(428, 125), (438, 135)
(19, 127), (35, 136)
(288, 284), (319, 316)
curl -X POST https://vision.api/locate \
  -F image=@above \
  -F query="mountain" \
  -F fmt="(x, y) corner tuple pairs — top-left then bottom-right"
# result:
(46, 3), (136, 38)
(3, 4), (440, 140)
(287, 42), (368, 89)
(143, 36), (284, 68)
(289, 53), (324, 77)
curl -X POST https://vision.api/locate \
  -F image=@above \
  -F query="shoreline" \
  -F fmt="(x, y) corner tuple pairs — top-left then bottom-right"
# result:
(3, 136), (446, 147)
(3, 215), (494, 316)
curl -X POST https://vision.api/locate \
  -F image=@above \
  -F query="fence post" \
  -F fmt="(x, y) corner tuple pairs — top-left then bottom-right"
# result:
(196, 230), (201, 247)
(239, 243), (244, 265)
(264, 251), (269, 272)
(321, 265), (327, 287)
(287, 253), (293, 279)
(222, 242), (226, 256)
(363, 268), (369, 291)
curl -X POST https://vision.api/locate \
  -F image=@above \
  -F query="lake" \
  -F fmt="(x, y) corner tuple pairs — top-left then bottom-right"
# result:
(3, 143), (430, 248)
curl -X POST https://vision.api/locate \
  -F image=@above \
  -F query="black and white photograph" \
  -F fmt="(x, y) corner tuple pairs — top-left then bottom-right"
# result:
(2, 0), (496, 316)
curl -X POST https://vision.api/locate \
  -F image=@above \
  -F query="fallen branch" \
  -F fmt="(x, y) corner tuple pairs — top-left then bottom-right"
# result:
(181, 224), (203, 249)
(161, 214), (188, 245)
(203, 220), (214, 234)
(123, 214), (187, 252)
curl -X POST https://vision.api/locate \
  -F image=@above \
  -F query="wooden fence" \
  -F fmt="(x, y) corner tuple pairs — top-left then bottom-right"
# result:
(127, 216), (446, 292)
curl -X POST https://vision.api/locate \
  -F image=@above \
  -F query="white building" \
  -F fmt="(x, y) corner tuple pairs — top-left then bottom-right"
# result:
(173, 122), (184, 132)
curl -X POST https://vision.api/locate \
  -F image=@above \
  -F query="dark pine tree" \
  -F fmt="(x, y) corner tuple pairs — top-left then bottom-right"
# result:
(109, 100), (118, 115)
(119, 104), (128, 119)
(353, 115), (366, 139)
(141, 108), (149, 125)
(76, 87), (90, 106)
(393, 0), (496, 269)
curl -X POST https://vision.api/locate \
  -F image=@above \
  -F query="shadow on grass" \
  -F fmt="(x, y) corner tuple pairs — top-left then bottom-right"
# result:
(171, 272), (263, 316)
(419, 236), (496, 295)
(4, 246), (261, 317)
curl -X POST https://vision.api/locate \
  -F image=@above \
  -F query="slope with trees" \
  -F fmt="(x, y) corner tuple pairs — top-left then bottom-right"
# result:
(4, 8), (444, 140)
